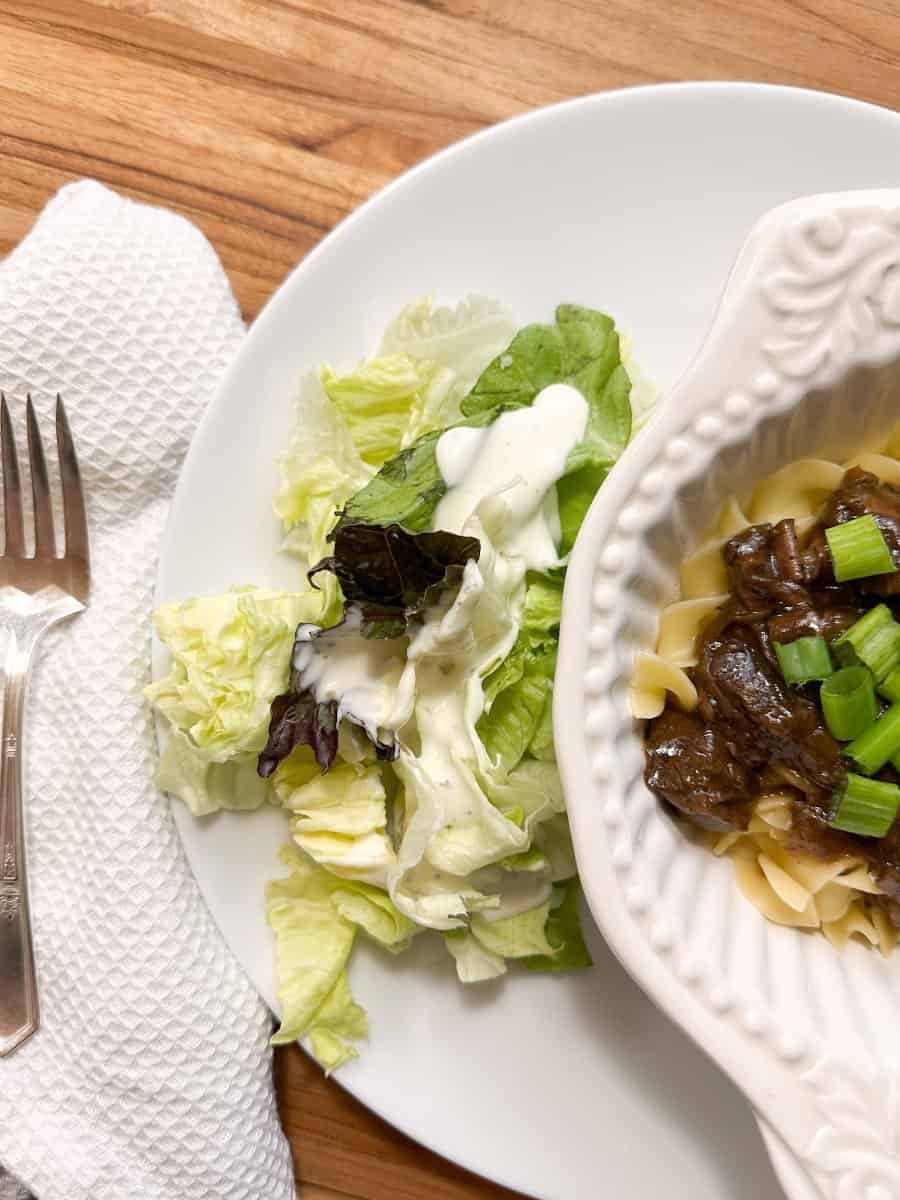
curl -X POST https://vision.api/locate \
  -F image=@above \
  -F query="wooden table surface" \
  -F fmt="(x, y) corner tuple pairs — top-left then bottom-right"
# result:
(2, 3), (898, 1197)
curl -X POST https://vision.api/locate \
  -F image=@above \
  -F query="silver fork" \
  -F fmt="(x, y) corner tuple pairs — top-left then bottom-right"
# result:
(0, 395), (89, 1057)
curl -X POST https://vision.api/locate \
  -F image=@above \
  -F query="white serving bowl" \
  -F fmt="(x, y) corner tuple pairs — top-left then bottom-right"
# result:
(557, 190), (900, 1200)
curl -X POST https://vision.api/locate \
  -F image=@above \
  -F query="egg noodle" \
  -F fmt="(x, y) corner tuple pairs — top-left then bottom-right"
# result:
(632, 433), (900, 952)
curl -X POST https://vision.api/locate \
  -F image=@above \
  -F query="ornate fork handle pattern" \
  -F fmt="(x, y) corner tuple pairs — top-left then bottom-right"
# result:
(0, 619), (40, 1055)
(0, 594), (81, 1057)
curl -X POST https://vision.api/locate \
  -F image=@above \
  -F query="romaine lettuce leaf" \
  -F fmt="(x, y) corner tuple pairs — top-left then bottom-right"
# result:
(527, 689), (555, 762)
(477, 640), (557, 773)
(460, 304), (632, 553)
(520, 571), (563, 637)
(339, 432), (446, 533)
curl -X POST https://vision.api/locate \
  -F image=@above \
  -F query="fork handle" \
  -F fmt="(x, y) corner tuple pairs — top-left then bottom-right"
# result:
(0, 624), (40, 1056)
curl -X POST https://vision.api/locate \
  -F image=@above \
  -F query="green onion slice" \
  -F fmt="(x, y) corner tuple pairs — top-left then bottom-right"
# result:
(774, 636), (833, 684)
(830, 773), (900, 838)
(834, 604), (900, 681)
(820, 666), (878, 741)
(846, 701), (900, 775)
(878, 666), (900, 703)
(826, 514), (896, 582)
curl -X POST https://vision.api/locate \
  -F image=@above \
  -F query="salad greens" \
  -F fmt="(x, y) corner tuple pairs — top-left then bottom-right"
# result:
(149, 294), (652, 1071)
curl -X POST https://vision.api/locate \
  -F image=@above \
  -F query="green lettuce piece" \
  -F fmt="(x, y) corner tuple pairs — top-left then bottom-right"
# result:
(481, 759), (565, 830)
(321, 353), (454, 469)
(443, 929), (507, 983)
(460, 304), (619, 420)
(330, 882), (415, 952)
(267, 845), (358, 1048)
(532, 813), (578, 882)
(155, 730), (269, 816)
(266, 844), (414, 1067)
(147, 589), (321, 800)
(477, 567), (563, 771)
(477, 641), (557, 772)
(522, 879), (592, 972)
(527, 690), (555, 762)
(470, 901), (555, 959)
(340, 431), (445, 532)
(276, 373), (371, 612)
(460, 304), (632, 554)
(307, 971), (368, 1072)
(557, 362), (631, 553)
(520, 572), (563, 637)
(279, 762), (397, 886)
(380, 295), (517, 413)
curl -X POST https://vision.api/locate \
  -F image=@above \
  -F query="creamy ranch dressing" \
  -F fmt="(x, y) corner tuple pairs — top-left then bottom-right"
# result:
(294, 384), (585, 927)
(433, 382), (588, 570)
(292, 612), (415, 743)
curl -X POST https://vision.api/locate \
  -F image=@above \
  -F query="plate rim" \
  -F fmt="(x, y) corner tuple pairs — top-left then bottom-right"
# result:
(153, 80), (900, 1198)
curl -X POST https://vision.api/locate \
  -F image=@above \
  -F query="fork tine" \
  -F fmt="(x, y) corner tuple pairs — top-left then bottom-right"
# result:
(1, 395), (24, 558)
(26, 396), (55, 558)
(56, 397), (88, 574)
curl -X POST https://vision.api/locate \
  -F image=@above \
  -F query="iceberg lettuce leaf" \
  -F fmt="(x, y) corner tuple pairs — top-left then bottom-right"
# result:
(267, 845), (358, 1047)
(155, 730), (270, 817)
(380, 295), (516, 411)
(147, 589), (321, 806)
(322, 353), (454, 469)
(470, 901), (555, 959)
(443, 929), (507, 983)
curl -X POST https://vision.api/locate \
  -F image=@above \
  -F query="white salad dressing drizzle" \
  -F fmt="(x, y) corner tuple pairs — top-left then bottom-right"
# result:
(292, 610), (416, 744)
(433, 382), (588, 570)
(292, 384), (585, 926)
(389, 543), (553, 927)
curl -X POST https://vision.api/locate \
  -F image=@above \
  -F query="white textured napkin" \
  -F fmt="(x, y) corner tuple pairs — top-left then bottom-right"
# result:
(0, 181), (295, 1200)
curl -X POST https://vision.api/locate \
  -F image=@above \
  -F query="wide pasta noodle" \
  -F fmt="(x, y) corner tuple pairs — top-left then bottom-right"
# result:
(631, 652), (697, 719)
(633, 447), (900, 954)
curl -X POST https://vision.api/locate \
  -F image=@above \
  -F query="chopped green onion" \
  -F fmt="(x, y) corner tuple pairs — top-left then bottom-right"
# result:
(830, 773), (900, 837)
(820, 667), (878, 741)
(774, 636), (833, 684)
(879, 666), (900, 703)
(826, 514), (896, 581)
(846, 701), (900, 774)
(833, 604), (900, 681)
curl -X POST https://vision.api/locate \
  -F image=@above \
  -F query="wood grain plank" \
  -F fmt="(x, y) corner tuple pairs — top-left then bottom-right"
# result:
(275, 1043), (522, 1200)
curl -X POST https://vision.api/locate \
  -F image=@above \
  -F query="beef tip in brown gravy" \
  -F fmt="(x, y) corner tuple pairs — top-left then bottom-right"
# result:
(694, 618), (845, 790)
(804, 467), (900, 595)
(643, 467), (900, 922)
(645, 708), (752, 831)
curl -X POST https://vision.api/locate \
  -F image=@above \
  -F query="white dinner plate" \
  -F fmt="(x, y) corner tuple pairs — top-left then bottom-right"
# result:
(154, 83), (900, 1199)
